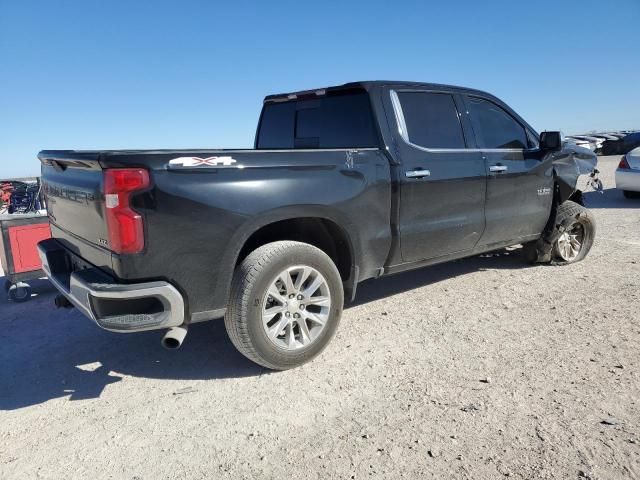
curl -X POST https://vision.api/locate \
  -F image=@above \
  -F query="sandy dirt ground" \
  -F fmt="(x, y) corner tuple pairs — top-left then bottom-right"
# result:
(1, 156), (639, 479)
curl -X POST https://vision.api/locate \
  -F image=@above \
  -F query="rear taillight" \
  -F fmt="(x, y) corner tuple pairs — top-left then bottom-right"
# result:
(619, 156), (630, 169)
(103, 168), (150, 254)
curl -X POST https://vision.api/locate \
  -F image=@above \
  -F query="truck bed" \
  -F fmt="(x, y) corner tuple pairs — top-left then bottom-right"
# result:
(39, 147), (393, 321)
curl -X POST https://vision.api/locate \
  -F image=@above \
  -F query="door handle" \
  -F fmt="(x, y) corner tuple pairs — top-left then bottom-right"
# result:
(406, 169), (431, 178)
(489, 165), (508, 173)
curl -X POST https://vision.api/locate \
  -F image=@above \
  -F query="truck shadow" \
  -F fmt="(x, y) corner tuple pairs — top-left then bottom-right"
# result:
(583, 188), (640, 209)
(1, 246), (528, 411)
(0, 295), (260, 410)
(351, 247), (527, 307)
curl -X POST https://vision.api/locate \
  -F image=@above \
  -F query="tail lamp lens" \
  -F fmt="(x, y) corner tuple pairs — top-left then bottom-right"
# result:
(618, 156), (630, 169)
(103, 168), (150, 254)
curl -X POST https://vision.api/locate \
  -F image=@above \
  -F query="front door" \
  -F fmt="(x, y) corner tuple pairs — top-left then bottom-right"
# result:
(388, 89), (487, 263)
(462, 95), (553, 246)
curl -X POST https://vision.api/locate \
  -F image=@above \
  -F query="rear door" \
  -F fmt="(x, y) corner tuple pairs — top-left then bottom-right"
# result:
(462, 95), (553, 246)
(386, 88), (486, 262)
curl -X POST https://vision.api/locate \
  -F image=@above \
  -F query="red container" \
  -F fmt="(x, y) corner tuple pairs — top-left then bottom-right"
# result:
(0, 213), (51, 302)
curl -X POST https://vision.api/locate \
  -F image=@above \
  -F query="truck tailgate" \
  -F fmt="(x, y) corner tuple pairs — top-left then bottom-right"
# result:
(39, 151), (109, 250)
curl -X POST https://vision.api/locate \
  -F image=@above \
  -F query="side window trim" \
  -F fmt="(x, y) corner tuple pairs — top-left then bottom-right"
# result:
(463, 94), (532, 152)
(453, 93), (478, 150)
(526, 129), (540, 149)
(390, 90), (410, 144)
(389, 89), (468, 152)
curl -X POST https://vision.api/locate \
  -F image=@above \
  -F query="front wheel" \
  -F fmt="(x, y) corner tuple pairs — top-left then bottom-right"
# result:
(551, 201), (596, 265)
(524, 200), (596, 265)
(225, 241), (344, 370)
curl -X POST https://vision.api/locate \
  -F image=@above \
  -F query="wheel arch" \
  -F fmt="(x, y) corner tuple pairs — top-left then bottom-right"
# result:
(218, 206), (362, 305)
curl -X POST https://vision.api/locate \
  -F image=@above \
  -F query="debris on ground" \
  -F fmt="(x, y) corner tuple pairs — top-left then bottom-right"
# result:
(601, 417), (621, 426)
(461, 403), (483, 413)
(173, 386), (198, 395)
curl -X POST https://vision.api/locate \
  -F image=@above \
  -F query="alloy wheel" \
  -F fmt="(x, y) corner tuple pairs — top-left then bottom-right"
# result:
(556, 223), (585, 261)
(261, 265), (331, 350)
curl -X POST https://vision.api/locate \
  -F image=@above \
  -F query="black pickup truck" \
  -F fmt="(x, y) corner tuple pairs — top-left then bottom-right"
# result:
(37, 81), (597, 370)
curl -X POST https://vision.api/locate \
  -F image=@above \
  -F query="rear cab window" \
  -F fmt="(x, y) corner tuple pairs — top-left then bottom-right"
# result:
(256, 89), (379, 149)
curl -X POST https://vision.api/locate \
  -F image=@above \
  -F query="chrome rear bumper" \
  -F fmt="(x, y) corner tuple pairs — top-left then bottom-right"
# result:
(38, 239), (185, 332)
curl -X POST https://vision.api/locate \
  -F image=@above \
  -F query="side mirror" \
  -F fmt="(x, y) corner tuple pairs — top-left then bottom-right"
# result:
(540, 131), (563, 151)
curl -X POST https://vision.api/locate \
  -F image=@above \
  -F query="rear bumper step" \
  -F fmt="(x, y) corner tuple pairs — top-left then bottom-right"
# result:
(38, 239), (185, 332)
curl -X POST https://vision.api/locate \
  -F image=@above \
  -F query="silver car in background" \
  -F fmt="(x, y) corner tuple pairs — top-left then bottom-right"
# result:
(616, 146), (640, 198)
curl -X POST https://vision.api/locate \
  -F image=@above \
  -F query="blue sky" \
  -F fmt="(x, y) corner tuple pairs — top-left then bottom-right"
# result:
(1, 0), (639, 178)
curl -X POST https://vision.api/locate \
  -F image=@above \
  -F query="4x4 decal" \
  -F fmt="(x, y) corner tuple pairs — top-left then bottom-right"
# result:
(168, 156), (237, 168)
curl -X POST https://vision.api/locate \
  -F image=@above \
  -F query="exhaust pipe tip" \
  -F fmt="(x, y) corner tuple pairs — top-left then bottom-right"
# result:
(162, 326), (188, 350)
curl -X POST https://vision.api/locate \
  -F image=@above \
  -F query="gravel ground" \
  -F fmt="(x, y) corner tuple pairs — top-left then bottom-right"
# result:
(1, 156), (639, 479)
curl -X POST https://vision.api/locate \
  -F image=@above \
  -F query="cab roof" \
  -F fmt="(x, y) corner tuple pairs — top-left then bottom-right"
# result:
(263, 80), (495, 104)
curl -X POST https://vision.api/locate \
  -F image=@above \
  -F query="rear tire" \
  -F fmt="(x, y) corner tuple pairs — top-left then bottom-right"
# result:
(225, 241), (344, 370)
(550, 201), (595, 265)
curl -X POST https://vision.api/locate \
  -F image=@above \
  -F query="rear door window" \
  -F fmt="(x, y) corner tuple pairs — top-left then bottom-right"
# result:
(465, 96), (528, 149)
(395, 92), (466, 149)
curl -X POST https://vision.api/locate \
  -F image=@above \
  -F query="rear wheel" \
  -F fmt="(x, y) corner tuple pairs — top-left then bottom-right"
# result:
(225, 241), (344, 370)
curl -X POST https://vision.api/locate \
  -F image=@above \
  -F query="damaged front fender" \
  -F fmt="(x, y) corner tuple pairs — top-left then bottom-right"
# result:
(552, 145), (598, 202)
(526, 144), (598, 263)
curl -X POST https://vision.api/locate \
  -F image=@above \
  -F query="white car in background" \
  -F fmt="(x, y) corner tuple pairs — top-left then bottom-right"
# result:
(567, 135), (604, 152)
(566, 136), (594, 150)
(589, 134), (618, 144)
(599, 134), (623, 141)
(579, 136), (605, 152)
(616, 146), (640, 198)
